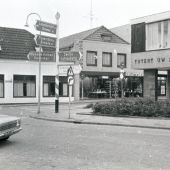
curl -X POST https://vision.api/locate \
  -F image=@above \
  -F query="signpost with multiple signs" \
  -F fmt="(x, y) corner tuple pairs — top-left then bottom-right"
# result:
(26, 14), (60, 113)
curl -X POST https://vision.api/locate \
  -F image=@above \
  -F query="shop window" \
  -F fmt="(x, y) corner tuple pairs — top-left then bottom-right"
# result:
(86, 51), (97, 66)
(13, 75), (36, 97)
(146, 20), (170, 50)
(102, 52), (112, 67)
(59, 76), (68, 97)
(117, 53), (126, 68)
(43, 76), (55, 97)
(59, 82), (68, 97)
(0, 75), (4, 98)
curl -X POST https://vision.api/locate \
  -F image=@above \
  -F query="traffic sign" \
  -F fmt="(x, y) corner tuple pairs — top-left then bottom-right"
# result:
(59, 51), (80, 62)
(35, 20), (57, 34)
(68, 76), (74, 86)
(27, 51), (56, 62)
(35, 35), (56, 48)
(67, 66), (74, 76)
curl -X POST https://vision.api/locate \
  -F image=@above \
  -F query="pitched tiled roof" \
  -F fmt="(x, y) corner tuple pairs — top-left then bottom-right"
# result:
(110, 24), (131, 43)
(59, 26), (129, 50)
(0, 27), (36, 60)
(59, 27), (99, 49)
(84, 26), (129, 44)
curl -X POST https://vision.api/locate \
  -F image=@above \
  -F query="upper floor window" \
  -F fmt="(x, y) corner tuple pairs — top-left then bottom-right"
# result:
(0, 75), (4, 98)
(86, 51), (97, 66)
(117, 53), (126, 68)
(13, 75), (36, 97)
(146, 20), (170, 50)
(131, 23), (145, 53)
(102, 52), (112, 67)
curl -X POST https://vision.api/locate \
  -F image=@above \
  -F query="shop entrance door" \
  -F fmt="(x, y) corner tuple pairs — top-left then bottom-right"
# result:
(157, 75), (167, 96)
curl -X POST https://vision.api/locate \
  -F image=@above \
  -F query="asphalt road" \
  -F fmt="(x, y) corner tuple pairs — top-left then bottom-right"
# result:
(0, 109), (170, 170)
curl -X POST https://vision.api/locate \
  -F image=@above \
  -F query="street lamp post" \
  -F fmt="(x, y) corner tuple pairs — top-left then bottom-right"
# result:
(120, 64), (125, 98)
(25, 13), (42, 114)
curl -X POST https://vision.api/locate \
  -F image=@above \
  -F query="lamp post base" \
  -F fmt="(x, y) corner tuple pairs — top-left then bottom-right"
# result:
(55, 99), (59, 113)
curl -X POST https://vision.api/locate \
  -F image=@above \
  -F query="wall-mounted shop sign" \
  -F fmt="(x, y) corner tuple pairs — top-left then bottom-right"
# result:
(59, 51), (80, 62)
(132, 49), (170, 69)
(59, 65), (82, 76)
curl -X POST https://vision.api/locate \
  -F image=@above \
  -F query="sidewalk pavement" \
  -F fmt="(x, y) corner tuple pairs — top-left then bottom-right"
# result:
(30, 99), (170, 130)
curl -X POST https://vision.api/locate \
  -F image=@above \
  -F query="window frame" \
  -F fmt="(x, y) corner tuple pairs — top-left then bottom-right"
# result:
(43, 76), (55, 97)
(0, 74), (4, 98)
(117, 53), (127, 68)
(146, 19), (170, 51)
(13, 75), (36, 98)
(102, 52), (112, 67)
(86, 50), (97, 66)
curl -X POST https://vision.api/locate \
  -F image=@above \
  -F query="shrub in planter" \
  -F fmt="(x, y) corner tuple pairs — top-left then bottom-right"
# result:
(92, 98), (170, 117)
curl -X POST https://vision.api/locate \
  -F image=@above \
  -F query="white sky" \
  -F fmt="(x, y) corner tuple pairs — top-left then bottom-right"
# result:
(0, 0), (170, 37)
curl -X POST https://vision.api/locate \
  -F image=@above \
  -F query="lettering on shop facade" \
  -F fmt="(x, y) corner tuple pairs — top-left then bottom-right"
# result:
(134, 57), (167, 65)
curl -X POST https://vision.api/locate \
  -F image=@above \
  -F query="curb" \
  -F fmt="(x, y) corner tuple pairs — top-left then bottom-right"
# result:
(30, 115), (170, 131)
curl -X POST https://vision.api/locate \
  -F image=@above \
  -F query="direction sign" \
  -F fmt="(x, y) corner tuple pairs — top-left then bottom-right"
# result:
(35, 35), (56, 48)
(68, 76), (74, 86)
(67, 66), (74, 76)
(59, 51), (80, 62)
(35, 20), (57, 34)
(27, 51), (56, 62)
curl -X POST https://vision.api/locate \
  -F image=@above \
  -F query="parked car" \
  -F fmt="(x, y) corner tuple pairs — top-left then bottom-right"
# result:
(0, 115), (22, 140)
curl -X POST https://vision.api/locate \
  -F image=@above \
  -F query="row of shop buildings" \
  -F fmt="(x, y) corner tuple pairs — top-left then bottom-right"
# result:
(1, 11), (170, 104)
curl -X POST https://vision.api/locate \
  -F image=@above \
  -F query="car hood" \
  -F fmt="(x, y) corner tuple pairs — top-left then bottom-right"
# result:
(0, 115), (19, 124)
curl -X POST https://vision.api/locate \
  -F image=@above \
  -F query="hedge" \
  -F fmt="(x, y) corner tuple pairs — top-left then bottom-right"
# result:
(92, 98), (170, 117)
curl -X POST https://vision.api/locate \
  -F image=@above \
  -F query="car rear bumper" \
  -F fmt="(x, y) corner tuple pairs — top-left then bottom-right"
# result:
(0, 127), (22, 140)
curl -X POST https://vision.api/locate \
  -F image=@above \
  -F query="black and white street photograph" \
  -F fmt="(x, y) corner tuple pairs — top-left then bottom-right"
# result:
(0, 0), (170, 169)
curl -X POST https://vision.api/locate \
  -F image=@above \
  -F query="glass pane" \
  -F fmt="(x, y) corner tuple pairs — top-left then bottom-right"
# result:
(43, 83), (49, 96)
(0, 82), (3, 97)
(102, 53), (111, 66)
(43, 76), (55, 83)
(117, 54), (126, 67)
(27, 82), (35, 96)
(63, 83), (68, 96)
(86, 51), (97, 65)
(147, 22), (160, 50)
(14, 83), (23, 97)
(49, 83), (55, 96)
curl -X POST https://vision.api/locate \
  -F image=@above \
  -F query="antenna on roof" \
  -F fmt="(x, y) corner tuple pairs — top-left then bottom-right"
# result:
(90, 0), (94, 28)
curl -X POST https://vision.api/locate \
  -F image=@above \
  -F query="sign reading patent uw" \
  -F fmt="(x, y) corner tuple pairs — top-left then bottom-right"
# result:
(27, 51), (56, 62)
(35, 20), (57, 34)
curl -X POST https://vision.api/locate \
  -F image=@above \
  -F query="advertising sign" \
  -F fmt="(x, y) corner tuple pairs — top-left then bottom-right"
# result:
(59, 51), (80, 62)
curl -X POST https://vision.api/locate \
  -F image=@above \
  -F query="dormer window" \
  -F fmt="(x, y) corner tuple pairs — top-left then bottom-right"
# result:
(101, 34), (112, 42)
